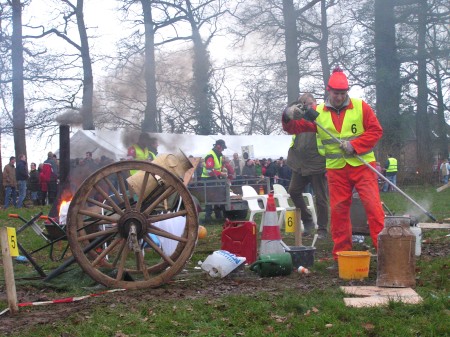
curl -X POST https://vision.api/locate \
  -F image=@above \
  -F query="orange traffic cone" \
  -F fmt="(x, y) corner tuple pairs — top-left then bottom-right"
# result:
(260, 193), (285, 255)
(259, 186), (264, 195)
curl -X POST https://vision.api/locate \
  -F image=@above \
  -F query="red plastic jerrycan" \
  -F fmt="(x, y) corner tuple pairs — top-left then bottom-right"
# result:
(221, 219), (257, 264)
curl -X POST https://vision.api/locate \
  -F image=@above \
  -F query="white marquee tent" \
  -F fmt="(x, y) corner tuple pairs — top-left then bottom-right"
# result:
(61, 129), (293, 161)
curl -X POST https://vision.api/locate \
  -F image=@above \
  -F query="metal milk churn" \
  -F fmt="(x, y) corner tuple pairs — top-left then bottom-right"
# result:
(376, 216), (416, 287)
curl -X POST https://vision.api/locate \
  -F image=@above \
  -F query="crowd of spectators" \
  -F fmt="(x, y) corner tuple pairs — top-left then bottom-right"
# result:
(2, 151), (115, 208)
(193, 152), (292, 189)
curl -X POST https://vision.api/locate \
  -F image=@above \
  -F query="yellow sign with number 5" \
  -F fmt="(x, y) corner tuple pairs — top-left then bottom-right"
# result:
(7, 227), (19, 257)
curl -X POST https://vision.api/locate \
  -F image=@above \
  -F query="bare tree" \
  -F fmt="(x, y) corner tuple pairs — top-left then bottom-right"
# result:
(11, 0), (26, 156)
(101, 0), (232, 135)
(25, 0), (95, 130)
(429, 29), (450, 160)
(140, 0), (158, 133)
(283, 0), (300, 102)
(415, 0), (433, 177)
(374, 0), (402, 155)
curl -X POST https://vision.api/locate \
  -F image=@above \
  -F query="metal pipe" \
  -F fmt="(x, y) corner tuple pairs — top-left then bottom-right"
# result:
(313, 120), (437, 222)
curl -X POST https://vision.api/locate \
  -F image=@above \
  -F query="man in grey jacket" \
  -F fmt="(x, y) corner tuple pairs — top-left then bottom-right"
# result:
(285, 93), (329, 238)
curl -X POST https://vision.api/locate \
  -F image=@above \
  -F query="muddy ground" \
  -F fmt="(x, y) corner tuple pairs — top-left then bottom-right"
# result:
(0, 237), (448, 336)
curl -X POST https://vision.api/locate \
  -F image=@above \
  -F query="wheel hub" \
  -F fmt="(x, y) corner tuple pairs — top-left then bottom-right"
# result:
(118, 211), (148, 239)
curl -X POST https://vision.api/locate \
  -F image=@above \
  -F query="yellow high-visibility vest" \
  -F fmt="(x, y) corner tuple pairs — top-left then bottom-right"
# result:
(386, 157), (398, 172)
(290, 135), (296, 148)
(130, 144), (150, 175)
(201, 150), (222, 178)
(315, 98), (376, 169)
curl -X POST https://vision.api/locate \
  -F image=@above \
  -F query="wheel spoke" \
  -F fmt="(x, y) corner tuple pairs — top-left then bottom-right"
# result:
(117, 173), (131, 210)
(148, 210), (188, 223)
(112, 239), (127, 268)
(135, 171), (151, 211)
(143, 185), (176, 216)
(143, 235), (175, 266)
(87, 197), (114, 212)
(92, 238), (123, 267)
(104, 178), (124, 206)
(77, 226), (118, 242)
(116, 244), (130, 281)
(94, 182), (125, 216)
(147, 223), (188, 243)
(136, 251), (150, 279)
(78, 209), (121, 223)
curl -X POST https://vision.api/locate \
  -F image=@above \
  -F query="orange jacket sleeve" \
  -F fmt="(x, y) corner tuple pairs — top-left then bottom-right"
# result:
(281, 109), (317, 134)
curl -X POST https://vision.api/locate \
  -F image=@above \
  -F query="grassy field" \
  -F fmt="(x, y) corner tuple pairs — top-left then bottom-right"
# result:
(0, 185), (449, 336)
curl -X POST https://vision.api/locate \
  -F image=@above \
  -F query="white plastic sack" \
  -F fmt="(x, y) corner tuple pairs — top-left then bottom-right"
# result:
(153, 214), (186, 256)
(201, 250), (246, 278)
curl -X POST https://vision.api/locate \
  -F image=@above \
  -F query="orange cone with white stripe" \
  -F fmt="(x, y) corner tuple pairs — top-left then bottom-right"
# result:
(260, 193), (285, 255)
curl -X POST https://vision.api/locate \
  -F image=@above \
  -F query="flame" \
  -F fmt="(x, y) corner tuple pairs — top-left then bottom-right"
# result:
(58, 198), (73, 225)
(59, 199), (71, 216)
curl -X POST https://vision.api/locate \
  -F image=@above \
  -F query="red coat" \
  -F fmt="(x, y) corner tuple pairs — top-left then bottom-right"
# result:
(40, 163), (53, 192)
(282, 99), (383, 162)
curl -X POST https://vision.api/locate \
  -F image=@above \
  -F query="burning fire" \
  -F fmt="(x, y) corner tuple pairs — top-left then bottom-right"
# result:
(59, 199), (72, 225)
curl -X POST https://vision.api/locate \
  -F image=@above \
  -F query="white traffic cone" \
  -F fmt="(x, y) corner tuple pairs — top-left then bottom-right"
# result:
(260, 193), (286, 255)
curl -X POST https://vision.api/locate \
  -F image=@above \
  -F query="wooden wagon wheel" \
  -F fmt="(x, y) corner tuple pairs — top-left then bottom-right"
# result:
(66, 160), (198, 289)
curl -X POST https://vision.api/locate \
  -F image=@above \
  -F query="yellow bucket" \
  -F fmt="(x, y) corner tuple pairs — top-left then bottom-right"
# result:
(337, 251), (371, 280)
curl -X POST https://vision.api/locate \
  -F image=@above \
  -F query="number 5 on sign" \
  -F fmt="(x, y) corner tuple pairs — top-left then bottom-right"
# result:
(7, 227), (19, 257)
(285, 210), (296, 233)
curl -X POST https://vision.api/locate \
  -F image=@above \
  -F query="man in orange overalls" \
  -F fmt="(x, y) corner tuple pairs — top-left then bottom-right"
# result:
(282, 67), (385, 263)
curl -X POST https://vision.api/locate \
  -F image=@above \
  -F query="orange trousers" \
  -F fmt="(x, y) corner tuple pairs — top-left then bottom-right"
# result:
(327, 163), (385, 259)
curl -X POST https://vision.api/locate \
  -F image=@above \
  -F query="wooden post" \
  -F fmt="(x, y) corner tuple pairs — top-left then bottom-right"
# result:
(1, 227), (18, 315)
(294, 208), (302, 246)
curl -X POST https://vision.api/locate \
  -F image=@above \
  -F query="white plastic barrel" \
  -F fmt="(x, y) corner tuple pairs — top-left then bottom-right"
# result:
(409, 226), (422, 256)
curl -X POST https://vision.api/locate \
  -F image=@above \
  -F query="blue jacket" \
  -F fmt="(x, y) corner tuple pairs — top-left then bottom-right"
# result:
(16, 160), (28, 181)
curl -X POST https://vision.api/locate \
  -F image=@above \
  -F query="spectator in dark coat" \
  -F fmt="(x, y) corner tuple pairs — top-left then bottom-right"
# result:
(27, 162), (41, 205)
(264, 158), (279, 190)
(277, 159), (292, 189)
(16, 154), (29, 208)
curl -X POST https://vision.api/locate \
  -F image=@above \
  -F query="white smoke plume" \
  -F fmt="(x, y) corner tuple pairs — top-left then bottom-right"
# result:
(55, 110), (83, 125)
(120, 130), (181, 155)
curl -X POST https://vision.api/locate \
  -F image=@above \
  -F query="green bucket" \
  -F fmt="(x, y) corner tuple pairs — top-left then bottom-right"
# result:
(250, 253), (293, 277)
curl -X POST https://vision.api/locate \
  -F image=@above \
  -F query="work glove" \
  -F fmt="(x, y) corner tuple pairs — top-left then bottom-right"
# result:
(340, 141), (354, 155)
(304, 108), (319, 121)
(285, 104), (303, 120)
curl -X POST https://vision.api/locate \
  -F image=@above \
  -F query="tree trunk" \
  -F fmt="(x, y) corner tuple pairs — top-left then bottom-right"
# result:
(319, 0), (330, 93)
(186, 0), (213, 136)
(141, 0), (158, 133)
(282, 0), (299, 103)
(433, 59), (448, 160)
(415, 0), (432, 179)
(374, 0), (402, 158)
(76, 0), (94, 130)
(192, 31), (213, 135)
(0, 132), (3, 204)
(11, 0), (26, 157)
